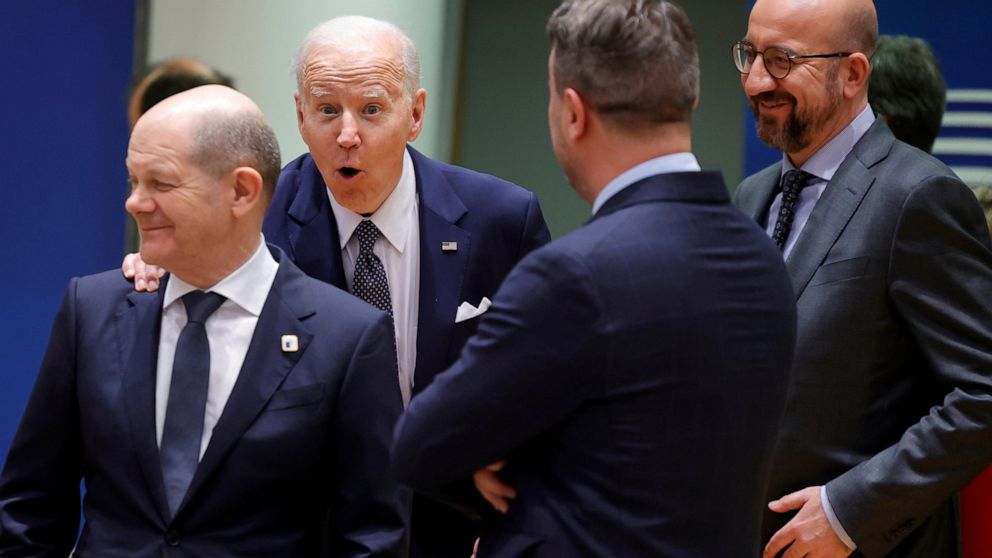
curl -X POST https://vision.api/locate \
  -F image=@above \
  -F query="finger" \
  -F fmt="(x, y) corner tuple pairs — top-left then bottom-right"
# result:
(768, 487), (813, 513)
(486, 460), (508, 472)
(473, 470), (515, 513)
(763, 524), (794, 558)
(122, 253), (138, 278)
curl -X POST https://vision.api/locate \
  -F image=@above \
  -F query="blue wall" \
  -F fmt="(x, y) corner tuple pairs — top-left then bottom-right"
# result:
(743, 1), (991, 175)
(0, 3), (135, 464)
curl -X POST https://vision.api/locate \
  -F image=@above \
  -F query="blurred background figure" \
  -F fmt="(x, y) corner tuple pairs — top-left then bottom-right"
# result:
(868, 34), (992, 233)
(128, 58), (234, 128)
(868, 34), (946, 153)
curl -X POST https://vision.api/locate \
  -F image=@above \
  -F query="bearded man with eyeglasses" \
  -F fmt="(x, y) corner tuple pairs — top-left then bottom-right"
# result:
(732, 0), (992, 557)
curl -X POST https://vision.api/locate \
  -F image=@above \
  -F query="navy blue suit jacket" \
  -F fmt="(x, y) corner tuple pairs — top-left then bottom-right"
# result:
(0, 249), (407, 557)
(393, 171), (797, 557)
(263, 146), (550, 557)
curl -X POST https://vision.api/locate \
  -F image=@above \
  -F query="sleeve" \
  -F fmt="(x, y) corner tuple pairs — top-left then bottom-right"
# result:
(391, 246), (603, 490)
(517, 192), (552, 256)
(325, 312), (410, 558)
(825, 174), (992, 556)
(0, 279), (84, 557)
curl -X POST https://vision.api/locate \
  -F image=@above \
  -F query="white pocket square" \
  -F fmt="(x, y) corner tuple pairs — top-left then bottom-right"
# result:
(455, 297), (492, 323)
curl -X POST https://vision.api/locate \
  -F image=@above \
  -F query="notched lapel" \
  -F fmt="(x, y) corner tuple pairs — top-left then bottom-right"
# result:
(179, 264), (314, 513)
(119, 282), (171, 523)
(739, 164), (782, 223)
(286, 159), (346, 288)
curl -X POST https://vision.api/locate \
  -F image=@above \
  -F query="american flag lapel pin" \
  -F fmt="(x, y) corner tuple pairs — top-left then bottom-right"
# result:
(441, 241), (458, 252)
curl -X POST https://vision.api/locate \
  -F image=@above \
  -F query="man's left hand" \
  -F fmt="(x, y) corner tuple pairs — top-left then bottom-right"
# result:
(473, 460), (516, 514)
(764, 486), (854, 558)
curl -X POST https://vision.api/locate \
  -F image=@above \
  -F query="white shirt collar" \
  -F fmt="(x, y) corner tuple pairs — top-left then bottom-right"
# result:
(592, 152), (701, 214)
(783, 104), (875, 180)
(162, 234), (278, 316)
(328, 148), (416, 253)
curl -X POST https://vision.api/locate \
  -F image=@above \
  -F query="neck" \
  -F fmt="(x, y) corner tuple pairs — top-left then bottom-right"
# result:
(170, 232), (260, 290)
(581, 122), (692, 203)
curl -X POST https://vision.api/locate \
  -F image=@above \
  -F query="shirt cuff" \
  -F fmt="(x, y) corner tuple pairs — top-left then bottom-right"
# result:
(821, 485), (858, 551)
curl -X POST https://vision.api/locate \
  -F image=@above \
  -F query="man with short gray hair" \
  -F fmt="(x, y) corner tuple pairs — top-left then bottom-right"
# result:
(393, 1), (796, 556)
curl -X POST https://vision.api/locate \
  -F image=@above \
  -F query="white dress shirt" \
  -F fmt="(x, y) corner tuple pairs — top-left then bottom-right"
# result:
(592, 152), (702, 215)
(767, 104), (876, 260)
(155, 236), (278, 458)
(328, 149), (420, 406)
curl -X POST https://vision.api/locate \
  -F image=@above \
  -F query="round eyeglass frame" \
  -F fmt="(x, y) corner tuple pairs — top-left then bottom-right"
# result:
(732, 41), (851, 79)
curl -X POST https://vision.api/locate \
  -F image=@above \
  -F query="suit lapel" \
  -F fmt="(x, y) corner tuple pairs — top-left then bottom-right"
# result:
(179, 255), (314, 514)
(737, 163), (782, 224)
(119, 277), (171, 523)
(409, 147), (470, 394)
(286, 156), (347, 289)
(786, 120), (891, 298)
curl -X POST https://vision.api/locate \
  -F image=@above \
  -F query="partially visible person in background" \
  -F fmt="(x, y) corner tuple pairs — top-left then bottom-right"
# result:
(128, 58), (234, 128)
(869, 34), (992, 238)
(868, 34), (946, 153)
(125, 58), (235, 252)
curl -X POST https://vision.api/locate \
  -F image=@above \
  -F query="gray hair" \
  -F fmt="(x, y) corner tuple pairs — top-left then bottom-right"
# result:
(547, 0), (699, 129)
(293, 16), (421, 99)
(190, 109), (282, 197)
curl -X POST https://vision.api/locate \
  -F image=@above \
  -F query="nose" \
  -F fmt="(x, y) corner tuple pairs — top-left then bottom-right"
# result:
(125, 182), (153, 217)
(336, 111), (361, 149)
(742, 54), (776, 98)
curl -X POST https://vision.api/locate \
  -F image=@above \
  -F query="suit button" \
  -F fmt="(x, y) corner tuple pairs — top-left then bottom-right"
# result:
(165, 530), (180, 546)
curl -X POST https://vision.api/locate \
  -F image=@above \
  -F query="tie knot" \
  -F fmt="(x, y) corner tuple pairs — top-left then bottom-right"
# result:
(182, 291), (226, 324)
(780, 170), (817, 194)
(355, 219), (382, 254)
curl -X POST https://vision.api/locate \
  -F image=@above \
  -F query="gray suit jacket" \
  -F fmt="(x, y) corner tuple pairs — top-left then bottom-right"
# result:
(736, 119), (992, 558)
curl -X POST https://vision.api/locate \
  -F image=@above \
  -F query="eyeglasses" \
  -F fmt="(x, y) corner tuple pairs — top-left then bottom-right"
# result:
(732, 41), (851, 79)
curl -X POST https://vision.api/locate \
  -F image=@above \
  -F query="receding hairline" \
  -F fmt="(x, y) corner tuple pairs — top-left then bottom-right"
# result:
(293, 16), (420, 95)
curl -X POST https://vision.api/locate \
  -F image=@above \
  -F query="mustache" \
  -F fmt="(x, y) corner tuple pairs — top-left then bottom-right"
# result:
(749, 92), (796, 107)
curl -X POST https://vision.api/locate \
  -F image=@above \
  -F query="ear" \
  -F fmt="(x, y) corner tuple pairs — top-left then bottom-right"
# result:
(843, 53), (871, 99)
(407, 88), (427, 142)
(230, 167), (264, 219)
(563, 87), (588, 141)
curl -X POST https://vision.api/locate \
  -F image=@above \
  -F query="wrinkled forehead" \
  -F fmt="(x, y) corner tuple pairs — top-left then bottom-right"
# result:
(301, 42), (406, 97)
(747, 0), (840, 52)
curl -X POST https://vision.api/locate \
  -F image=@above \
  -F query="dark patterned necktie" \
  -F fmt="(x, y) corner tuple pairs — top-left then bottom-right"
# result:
(351, 220), (393, 315)
(160, 290), (226, 517)
(771, 170), (817, 250)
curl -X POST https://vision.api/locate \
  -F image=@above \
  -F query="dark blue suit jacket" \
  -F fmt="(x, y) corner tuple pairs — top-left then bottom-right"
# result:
(393, 171), (797, 557)
(264, 147), (550, 557)
(0, 249), (407, 557)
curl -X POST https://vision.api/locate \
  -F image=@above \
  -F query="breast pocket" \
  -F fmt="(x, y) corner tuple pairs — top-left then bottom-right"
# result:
(265, 382), (327, 411)
(809, 256), (870, 287)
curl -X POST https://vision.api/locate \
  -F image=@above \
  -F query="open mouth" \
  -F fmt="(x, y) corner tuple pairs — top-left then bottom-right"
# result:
(339, 167), (361, 178)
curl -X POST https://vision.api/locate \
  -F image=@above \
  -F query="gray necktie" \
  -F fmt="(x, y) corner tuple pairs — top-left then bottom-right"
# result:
(160, 290), (226, 517)
(351, 220), (393, 315)
(771, 169), (817, 250)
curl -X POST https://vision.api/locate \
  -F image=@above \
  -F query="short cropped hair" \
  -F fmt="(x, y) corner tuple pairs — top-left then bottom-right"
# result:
(293, 16), (420, 99)
(190, 109), (282, 197)
(129, 58), (233, 127)
(869, 35), (946, 153)
(546, 0), (699, 130)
